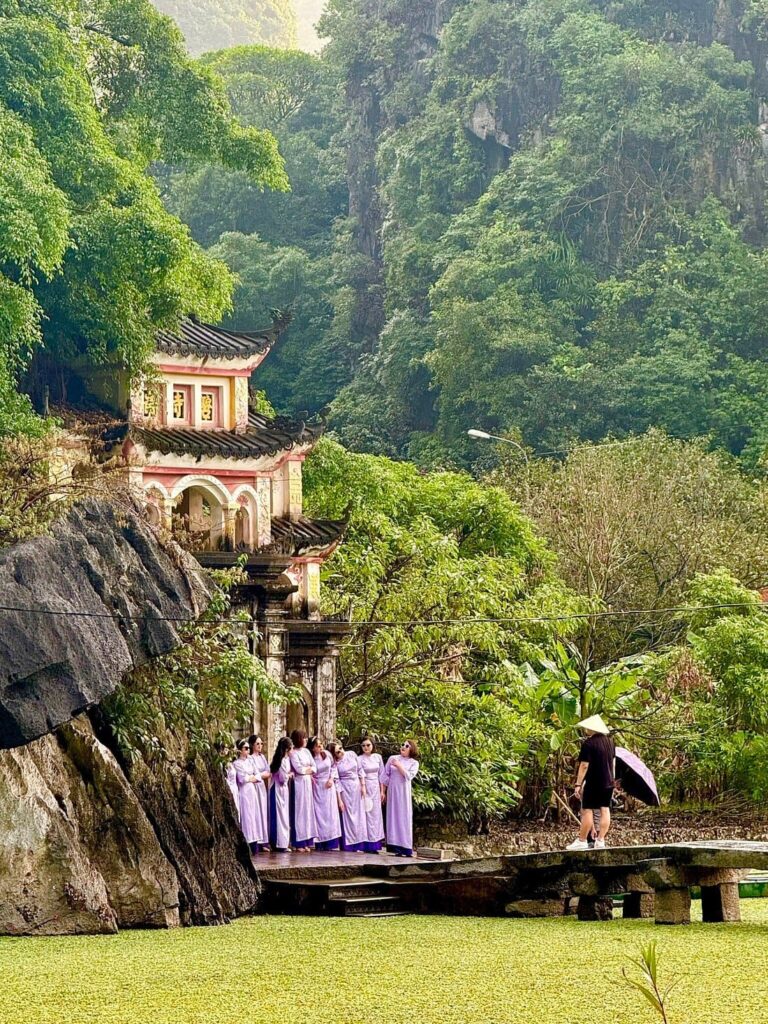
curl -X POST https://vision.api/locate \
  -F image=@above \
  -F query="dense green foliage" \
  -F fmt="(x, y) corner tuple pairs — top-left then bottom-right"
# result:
(0, 0), (286, 433)
(164, 0), (768, 469)
(3, 909), (768, 1023)
(151, 0), (296, 54)
(304, 437), (586, 821)
(301, 432), (768, 815)
(104, 567), (297, 763)
(160, 44), (349, 413)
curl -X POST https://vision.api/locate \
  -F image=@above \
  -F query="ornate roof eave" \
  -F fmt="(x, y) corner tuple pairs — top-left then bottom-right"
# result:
(122, 412), (324, 463)
(154, 314), (291, 362)
(264, 514), (348, 559)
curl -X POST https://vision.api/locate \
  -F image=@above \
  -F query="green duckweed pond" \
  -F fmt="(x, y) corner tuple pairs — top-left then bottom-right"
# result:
(1, 902), (767, 1024)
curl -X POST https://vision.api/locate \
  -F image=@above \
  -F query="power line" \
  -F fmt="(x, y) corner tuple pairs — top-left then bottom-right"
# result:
(0, 600), (762, 627)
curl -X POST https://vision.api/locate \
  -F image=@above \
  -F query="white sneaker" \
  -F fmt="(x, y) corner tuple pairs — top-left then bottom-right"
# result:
(566, 838), (589, 851)
(593, 839), (606, 850)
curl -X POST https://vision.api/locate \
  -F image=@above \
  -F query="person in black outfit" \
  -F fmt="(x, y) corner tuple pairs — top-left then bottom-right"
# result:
(566, 714), (615, 851)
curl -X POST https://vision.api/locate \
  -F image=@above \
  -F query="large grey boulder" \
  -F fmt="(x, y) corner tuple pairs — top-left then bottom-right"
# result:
(0, 716), (179, 935)
(0, 499), (208, 748)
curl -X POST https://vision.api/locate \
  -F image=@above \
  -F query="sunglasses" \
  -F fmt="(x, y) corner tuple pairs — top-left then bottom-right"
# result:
(401, 743), (411, 749)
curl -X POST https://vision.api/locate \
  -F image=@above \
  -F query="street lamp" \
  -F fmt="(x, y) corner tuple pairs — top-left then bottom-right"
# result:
(467, 428), (530, 499)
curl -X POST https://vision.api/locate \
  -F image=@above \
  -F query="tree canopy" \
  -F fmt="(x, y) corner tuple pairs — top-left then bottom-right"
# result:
(151, 0), (297, 54)
(0, 0), (287, 432)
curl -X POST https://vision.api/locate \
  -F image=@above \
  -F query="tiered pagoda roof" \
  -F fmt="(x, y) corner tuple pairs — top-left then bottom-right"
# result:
(155, 317), (279, 360)
(133, 411), (323, 460)
(270, 515), (347, 556)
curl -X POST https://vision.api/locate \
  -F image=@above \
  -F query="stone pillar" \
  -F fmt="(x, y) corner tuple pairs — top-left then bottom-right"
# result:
(577, 896), (613, 921)
(234, 377), (249, 433)
(287, 461), (303, 521)
(701, 882), (741, 923)
(188, 489), (204, 532)
(654, 888), (691, 925)
(223, 504), (238, 551)
(314, 656), (337, 744)
(306, 562), (321, 620)
(623, 892), (655, 919)
(256, 478), (272, 546)
(262, 628), (287, 751)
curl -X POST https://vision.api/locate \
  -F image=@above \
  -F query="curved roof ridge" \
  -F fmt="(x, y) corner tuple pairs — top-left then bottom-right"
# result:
(155, 316), (282, 360)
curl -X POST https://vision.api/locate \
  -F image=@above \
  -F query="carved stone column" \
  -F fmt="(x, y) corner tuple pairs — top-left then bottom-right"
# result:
(315, 655), (337, 743)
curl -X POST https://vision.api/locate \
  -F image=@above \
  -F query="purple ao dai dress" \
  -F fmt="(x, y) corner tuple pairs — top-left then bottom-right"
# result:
(289, 747), (317, 848)
(250, 752), (271, 852)
(269, 755), (292, 852)
(383, 754), (419, 856)
(312, 752), (342, 850)
(336, 750), (367, 851)
(234, 755), (268, 850)
(359, 752), (385, 851)
(225, 761), (240, 820)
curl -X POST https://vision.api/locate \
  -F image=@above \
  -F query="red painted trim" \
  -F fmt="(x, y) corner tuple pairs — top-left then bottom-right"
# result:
(140, 449), (307, 475)
(144, 466), (270, 479)
(155, 357), (265, 377)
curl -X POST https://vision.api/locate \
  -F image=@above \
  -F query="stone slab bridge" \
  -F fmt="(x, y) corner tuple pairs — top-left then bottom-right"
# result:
(259, 841), (768, 924)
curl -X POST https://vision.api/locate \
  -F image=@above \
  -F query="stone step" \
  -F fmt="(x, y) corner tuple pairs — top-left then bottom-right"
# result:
(263, 876), (401, 915)
(328, 895), (406, 917)
(325, 881), (393, 899)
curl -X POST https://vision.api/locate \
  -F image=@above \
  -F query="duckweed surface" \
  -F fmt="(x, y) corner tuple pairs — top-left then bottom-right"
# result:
(2, 903), (767, 1024)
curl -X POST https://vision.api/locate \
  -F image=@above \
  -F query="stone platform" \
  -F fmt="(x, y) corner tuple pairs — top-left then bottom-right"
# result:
(255, 840), (768, 924)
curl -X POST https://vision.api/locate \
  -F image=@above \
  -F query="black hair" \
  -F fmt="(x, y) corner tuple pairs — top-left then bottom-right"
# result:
(270, 736), (293, 774)
(236, 739), (250, 753)
(309, 736), (328, 759)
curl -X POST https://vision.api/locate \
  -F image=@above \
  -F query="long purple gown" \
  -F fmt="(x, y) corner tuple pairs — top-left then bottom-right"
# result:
(383, 754), (419, 856)
(225, 761), (240, 820)
(336, 750), (367, 851)
(250, 752), (270, 852)
(289, 747), (317, 847)
(359, 752), (385, 851)
(269, 755), (292, 852)
(234, 755), (266, 848)
(312, 752), (342, 850)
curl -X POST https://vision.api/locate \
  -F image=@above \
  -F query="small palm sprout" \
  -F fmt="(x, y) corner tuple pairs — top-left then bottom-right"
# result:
(623, 941), (678, 1024)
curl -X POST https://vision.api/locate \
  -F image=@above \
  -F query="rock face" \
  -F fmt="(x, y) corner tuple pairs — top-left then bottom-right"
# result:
(0, 499), (260, 936)
(0, 499), (208, 748)
(0, 716), (180, 935)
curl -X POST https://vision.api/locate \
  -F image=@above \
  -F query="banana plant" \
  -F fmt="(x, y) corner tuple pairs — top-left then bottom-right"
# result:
(518, 640), (648, 800)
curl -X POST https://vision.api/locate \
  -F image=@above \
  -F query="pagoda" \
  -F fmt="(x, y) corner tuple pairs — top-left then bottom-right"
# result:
(69, 316), (347, 747)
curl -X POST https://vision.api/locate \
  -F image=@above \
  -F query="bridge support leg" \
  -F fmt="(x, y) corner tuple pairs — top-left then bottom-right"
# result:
(654, 887), (691, 925)
(623, 892), (655, 919)
(701, 883), (740, 923)
(577, 895), (613, 921)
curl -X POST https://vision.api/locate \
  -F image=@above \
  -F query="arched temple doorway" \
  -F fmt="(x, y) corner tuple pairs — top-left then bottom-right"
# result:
(172, 480), (228, 551)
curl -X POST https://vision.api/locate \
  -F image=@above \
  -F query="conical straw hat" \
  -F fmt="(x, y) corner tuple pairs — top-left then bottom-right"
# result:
(577, 714), (610, 735)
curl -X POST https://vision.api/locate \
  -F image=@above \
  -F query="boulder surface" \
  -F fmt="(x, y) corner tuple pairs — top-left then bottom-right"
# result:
(0, 499), (208, 748)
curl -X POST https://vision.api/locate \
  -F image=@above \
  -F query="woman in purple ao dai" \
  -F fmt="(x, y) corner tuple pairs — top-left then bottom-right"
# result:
(269, 737), (293, 852)
(330, 741), (367, 852)
(289, 729), (317, 851)
(359, 737), (385, 852)
(248, 734), (271, 852)
(310, 737), (342, 850)
(382, 740), (420, 857)
(225, 754), (240, 821)
(234, 739), (268, 854)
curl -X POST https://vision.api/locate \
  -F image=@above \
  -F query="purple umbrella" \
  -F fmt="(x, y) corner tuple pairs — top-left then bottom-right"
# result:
(615, 746), (660, 807)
